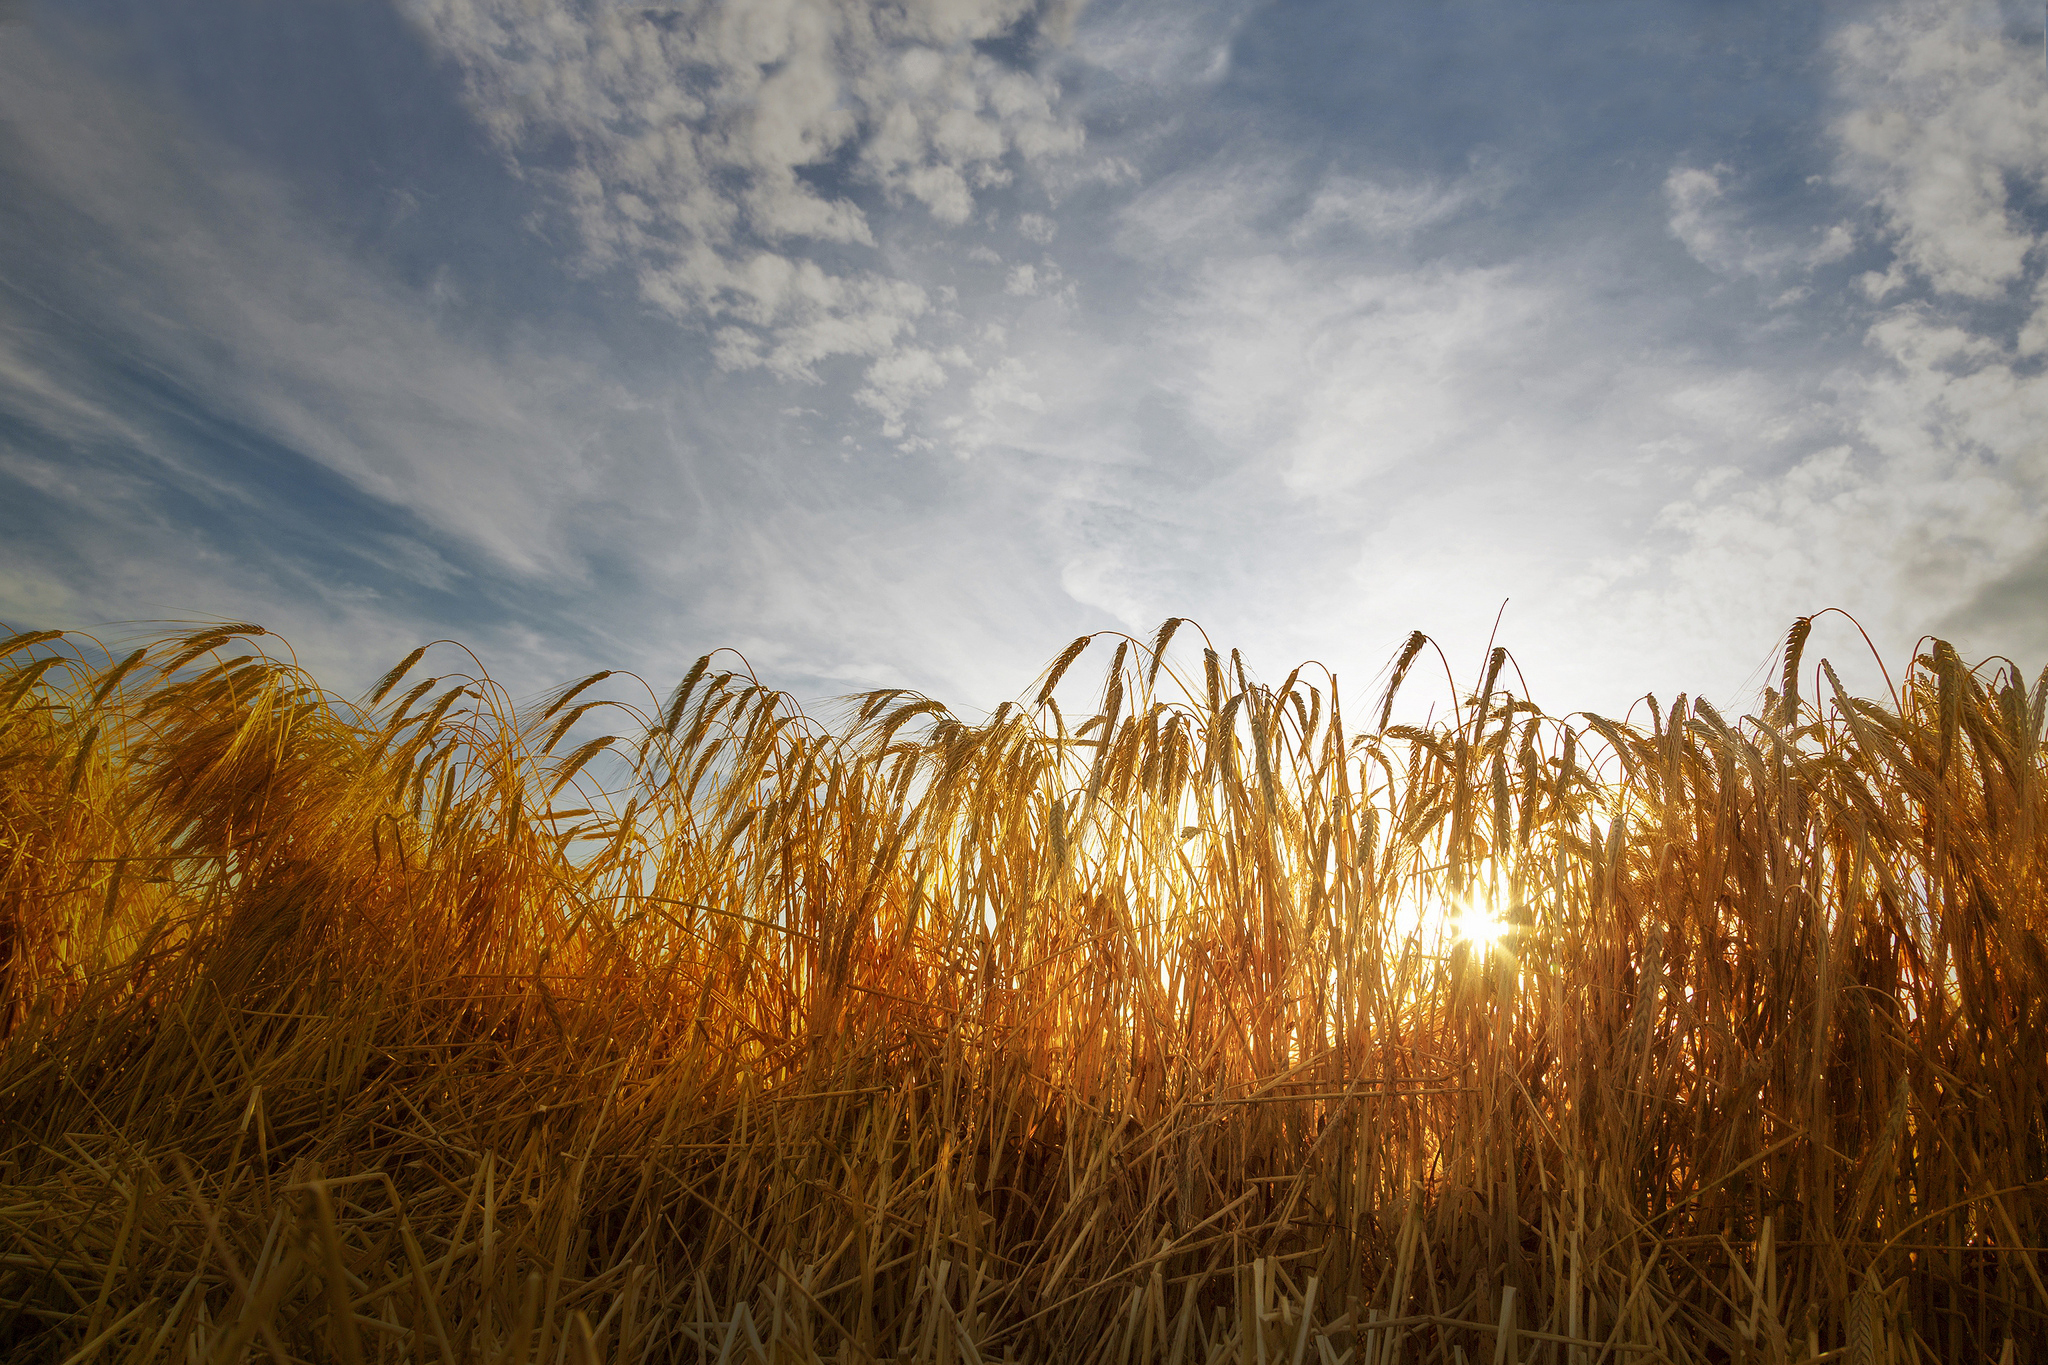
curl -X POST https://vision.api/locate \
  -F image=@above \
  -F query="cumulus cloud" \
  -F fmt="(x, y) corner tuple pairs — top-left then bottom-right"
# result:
(1831, 1), (2048, 301)
(402, 0), (1087, 402)
(854, 342), (965, 436)
(1017, 211), (1058, 243)
(1653, 0), (2048, 666)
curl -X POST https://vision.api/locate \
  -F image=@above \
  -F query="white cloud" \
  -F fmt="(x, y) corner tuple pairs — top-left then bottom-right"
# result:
(1664, 164), (1855, 279)
(1831, 0), (2048, 300)
(1157, 256), (1554, 494)
(854, 343), (965, 437)
(0, 326), (151, 450)
(402, 0), (1087, 390)
(1293, 172), (1494, 244)
(1649, 0), (2048, 668)
(962, 354), (1047, 417)
(0, 34), (599, 580)
(1059, 546), (1156, 627)
(1117, 157), (1291, 251)
(1018, 211), (1058, 243)
(1006, 0), (2046, 710)
(13, 0), (2045, 722)
(684, 0), (2048, 709)
(1072, 0), (1252, 88)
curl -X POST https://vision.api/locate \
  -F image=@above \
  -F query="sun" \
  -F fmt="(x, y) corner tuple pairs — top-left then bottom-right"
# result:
(1452, 898), (1513, 952)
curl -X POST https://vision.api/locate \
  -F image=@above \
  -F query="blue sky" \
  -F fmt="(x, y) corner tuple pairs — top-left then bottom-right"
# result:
(2, 0), (2043, 716)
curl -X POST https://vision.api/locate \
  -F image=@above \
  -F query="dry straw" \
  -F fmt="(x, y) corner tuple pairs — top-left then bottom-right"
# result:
(1, 617), (2043, 1363)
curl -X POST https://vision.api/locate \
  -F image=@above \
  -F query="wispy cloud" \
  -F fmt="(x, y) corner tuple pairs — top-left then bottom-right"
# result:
(0, 13), (1120, 706)
(1664, 164), (1855, 282)
(4, 0), (2043, 722)
(0, 27), (643, 686)
(0, 33), (612, 581)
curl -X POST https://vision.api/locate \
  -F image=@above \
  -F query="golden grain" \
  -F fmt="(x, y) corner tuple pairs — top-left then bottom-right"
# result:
(0, 621), (2042, 1362)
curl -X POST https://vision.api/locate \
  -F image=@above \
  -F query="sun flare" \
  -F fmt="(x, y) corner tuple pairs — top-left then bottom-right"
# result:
(4, 624), (2030, 1360)
(1452, 899), (1513, 952)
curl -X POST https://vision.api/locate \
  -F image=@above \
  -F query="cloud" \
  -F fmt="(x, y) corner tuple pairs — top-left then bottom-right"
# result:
(903, 148), (1817, 702)
(1664, 165), (1855, 280)
(854, 343), (965, 436)
(0, 32), (611, 582)
(0, 25), (670, 691)
(1651, 0), (2048, 669)
(0, 9), (1117, 707)
(1156, 256), (1555, 495)
(11, 0), (2045, 724)
(1018, 212), (1058, 243)
(1116, 157), (1293, 251)
(402, 0), (1088, 404)
(1292, 171), (1499, 245)
(1008, 0), (2045, 710)
(1059, 546), (1158, 628)
(0, 325), (152, 450)
(1071, 0), (1253, 88)
(1831, 0), (2048, 301)
(379, 0), (2044, 705)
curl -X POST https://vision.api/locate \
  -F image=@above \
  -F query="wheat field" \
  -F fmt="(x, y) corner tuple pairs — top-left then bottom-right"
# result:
(1, 617), (2042, 1364)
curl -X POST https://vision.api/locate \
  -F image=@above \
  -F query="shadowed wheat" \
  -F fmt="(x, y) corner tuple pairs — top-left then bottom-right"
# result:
(1, 618), (2042, 1363)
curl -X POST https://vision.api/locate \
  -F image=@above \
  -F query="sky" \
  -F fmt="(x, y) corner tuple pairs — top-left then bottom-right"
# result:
(1, 0), (2044, 720)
